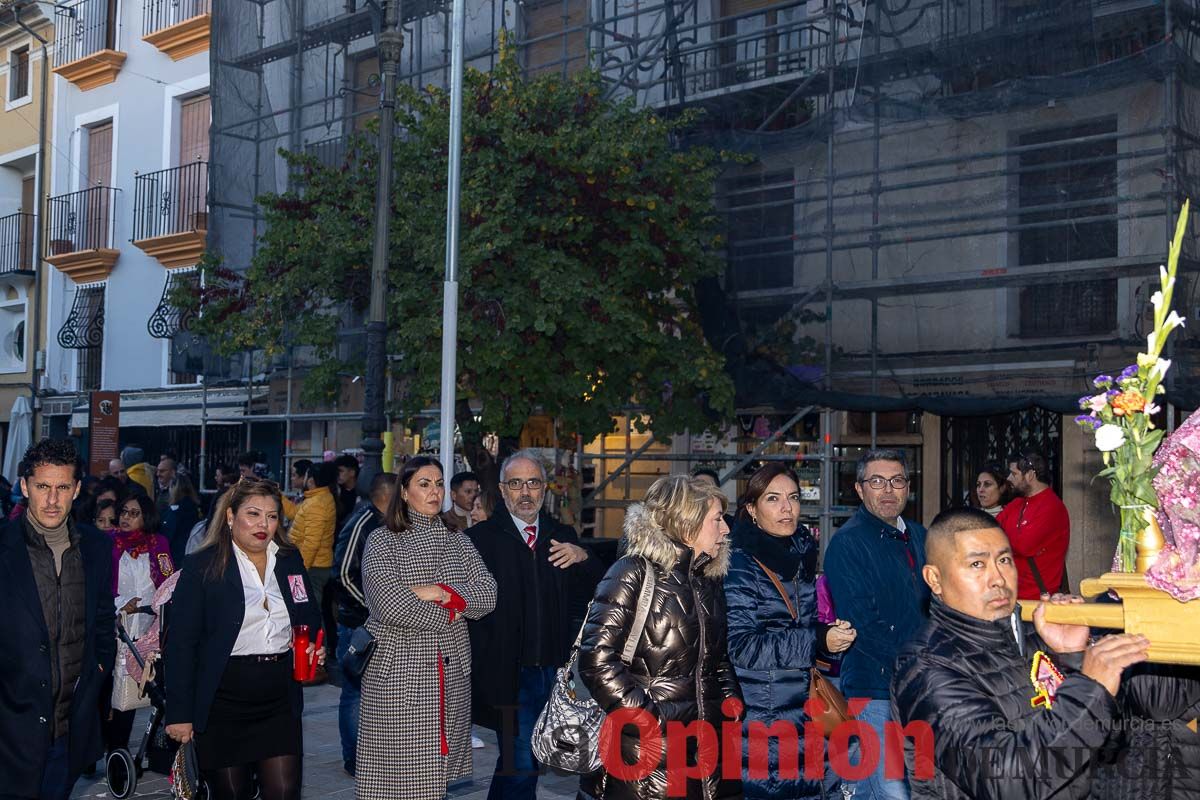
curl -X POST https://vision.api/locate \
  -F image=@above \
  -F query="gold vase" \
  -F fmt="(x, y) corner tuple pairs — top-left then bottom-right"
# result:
(1135, 514), (1166, 573)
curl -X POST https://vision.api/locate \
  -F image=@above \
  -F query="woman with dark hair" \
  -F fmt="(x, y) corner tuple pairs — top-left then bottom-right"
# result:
(165, 477), (323, 800)
(723, 463), (856, 800)
(356, 456), (496, 800)
(94, 497), (118, 531)
(104, 492), (174, 753)
(972, 463), (1010, 517)
(162, 474), (202, 565)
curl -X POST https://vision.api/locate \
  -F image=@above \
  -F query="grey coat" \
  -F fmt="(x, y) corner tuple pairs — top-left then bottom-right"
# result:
(355, 512), (497, 800)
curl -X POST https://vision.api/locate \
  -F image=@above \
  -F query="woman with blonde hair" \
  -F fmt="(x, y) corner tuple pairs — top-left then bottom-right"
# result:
(578, 475), (742, 800)
(165, 477), (323, 800)
(355, 456), (497, 800)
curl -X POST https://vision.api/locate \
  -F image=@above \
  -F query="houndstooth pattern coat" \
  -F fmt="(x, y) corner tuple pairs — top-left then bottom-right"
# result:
(356, 512), (497, 800)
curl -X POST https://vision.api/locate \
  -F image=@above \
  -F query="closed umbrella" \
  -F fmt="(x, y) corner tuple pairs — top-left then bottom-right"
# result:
(3, 395), (32, 485)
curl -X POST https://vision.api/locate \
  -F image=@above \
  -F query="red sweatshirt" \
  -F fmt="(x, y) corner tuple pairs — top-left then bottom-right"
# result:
(996, 488), (1071, 600)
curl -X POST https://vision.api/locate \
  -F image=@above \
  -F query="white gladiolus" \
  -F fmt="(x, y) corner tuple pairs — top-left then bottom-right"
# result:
(1161, 265), (1175, 292)
(1151, 358), (1172, 382)
(1151, 290), (1164, 310)
(1164, 310), (1187, 331)
(1095, 424), (1127, 452)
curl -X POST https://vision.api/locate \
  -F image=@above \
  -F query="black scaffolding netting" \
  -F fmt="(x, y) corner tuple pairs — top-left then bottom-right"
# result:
(205, 0), (1200, 410)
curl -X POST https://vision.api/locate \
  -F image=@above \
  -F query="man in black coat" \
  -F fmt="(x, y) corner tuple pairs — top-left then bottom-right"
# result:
(467, 449), (604, 800)
(0, 439), (116, 800)
(892, 508), (1151, 800)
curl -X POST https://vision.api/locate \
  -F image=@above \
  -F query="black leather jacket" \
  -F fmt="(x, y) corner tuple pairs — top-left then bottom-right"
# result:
(893, 600), (1118, 800)
(579, 503), (741, 800)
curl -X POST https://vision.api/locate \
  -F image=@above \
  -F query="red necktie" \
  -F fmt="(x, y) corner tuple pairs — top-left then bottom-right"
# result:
(524, 525), (537, 550)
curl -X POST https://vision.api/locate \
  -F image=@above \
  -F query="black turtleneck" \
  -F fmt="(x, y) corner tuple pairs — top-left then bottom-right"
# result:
(730, 516), (814, 582)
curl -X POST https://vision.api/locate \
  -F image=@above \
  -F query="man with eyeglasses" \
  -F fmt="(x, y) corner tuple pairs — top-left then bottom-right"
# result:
(996, 449), (1070, 601)
(467, 449), (604, 800)
(824, 448), (930, 800)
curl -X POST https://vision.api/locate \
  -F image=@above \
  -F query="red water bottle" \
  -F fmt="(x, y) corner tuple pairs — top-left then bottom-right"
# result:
(293, 625), (310, 681)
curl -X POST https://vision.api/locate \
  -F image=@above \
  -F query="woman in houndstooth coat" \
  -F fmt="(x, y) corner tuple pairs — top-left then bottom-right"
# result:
(356, 456), (497, 800)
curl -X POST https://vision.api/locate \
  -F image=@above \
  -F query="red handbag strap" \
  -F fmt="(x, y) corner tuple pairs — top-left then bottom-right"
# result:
(753, 557), (798, 621)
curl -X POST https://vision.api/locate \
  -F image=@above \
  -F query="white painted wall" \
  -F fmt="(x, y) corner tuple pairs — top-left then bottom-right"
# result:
(46, 0), (209, 394)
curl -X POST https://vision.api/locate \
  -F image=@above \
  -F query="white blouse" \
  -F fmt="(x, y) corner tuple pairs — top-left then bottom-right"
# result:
(231, 540), (293, 656)
(115, 551), (157, 640)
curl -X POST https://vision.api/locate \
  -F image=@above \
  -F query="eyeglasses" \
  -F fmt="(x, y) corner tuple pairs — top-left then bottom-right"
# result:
(860, 476), (909, 491)
(120, 508), (142, 518)
(503, 478), (545, 491)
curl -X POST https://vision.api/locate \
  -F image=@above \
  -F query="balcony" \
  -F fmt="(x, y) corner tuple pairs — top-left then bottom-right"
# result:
(142, 0), (211, 61)
(0, 213), (36, 276)
(46, 186), (121, 283)
(53, 0), (126, 90)
(132, 162), (208, 269)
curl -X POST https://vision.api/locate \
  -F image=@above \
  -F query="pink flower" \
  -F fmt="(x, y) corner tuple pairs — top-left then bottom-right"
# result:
(1087, 394), (1109, 414)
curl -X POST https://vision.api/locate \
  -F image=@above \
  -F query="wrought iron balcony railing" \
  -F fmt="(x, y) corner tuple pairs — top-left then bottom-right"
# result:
(54, 0), (117, 67)
(133, 162), (209, 242)
(143, 0), (211, 37)
(0, 212), (36, 274)
(47, 186), (119, 255)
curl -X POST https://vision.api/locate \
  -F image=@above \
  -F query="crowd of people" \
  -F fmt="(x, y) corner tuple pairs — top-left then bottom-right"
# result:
(1, 437), (1198, 800)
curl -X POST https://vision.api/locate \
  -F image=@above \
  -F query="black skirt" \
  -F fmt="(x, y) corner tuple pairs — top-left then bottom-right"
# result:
(194, 654), (302, 770)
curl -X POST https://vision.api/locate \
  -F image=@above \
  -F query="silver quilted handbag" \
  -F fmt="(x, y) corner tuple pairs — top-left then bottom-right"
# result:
(531, 558), (655, 774)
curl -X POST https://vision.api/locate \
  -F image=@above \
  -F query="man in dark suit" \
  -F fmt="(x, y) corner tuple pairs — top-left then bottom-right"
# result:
(468, 449), (604, 800)
(0, 439), (116, 800)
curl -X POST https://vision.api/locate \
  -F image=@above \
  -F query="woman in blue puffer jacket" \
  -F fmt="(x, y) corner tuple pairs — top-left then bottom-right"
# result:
(724, 463), (857, 800)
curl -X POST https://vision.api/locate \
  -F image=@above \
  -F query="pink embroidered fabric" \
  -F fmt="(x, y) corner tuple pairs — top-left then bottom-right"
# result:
(1146, 412), (1200, 601)
(124, 570), (182, 682)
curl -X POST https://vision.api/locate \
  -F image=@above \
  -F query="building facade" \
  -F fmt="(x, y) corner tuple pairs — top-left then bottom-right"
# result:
(0, 0), (52, 471)
(41, 0), (223, 475)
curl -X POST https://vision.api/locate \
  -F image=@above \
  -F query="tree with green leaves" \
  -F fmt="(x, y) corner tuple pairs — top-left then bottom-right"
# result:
(182, 41), (736, 486)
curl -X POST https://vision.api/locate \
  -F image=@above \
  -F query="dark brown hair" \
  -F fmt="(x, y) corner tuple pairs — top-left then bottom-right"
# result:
(119, 492), (160, 534)
(199, 477), (294, 581)
(736, 463), (800, 521)
(384, 455), (444, 532)
(971, 463), (1012, 509)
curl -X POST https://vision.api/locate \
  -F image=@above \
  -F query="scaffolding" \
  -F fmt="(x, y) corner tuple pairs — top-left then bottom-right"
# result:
(208, 0), (1200, 534)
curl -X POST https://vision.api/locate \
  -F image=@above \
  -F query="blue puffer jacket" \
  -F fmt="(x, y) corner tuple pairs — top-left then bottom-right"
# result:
(823, 506), (929, 701)
(724, 518), (827, 800)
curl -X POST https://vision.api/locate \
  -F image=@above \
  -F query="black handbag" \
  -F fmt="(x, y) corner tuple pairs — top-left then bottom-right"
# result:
(339, 625), (377, 689)
(170, 740), (203, 799)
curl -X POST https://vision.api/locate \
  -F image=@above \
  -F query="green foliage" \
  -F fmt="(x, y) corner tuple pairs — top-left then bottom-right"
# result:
(183, 42), (736, 443)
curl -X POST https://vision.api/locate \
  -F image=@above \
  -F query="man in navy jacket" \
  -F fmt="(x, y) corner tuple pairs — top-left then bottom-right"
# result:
(825, 448), (929, 800)
(0, 439), (115, 800)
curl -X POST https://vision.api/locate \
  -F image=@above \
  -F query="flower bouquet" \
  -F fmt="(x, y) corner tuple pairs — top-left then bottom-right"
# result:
(1075, 200), (1190, 573)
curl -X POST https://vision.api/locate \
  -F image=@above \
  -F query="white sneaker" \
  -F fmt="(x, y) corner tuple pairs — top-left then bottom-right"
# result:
(471, 735), (485, 749)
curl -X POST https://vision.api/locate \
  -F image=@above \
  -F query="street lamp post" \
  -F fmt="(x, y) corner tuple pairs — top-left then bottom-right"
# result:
(360, 0), (403, 487)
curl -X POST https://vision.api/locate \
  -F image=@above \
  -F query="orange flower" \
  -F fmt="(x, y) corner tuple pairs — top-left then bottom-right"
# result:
(1110, 390), (1147, 416)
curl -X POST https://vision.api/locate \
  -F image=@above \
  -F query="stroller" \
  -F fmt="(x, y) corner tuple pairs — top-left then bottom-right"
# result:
(105, 572), (199, 799)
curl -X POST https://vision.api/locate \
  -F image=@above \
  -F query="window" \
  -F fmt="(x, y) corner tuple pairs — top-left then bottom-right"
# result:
(1016, 119), (1118, 337)
(57, 283), (105, 391)
(723, 170), (794, 292)
(8, 46), (30, 102)
(523, 0), (587, 77)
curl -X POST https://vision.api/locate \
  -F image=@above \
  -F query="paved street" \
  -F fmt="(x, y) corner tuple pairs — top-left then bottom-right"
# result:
(73, 682), (580, 800)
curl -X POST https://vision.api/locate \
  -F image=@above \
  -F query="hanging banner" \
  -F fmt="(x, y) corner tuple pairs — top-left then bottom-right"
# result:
(89, 391), (120, 478)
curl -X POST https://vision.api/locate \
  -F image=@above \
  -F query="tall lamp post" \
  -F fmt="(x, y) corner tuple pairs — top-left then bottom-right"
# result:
(359, 0), (403, 487)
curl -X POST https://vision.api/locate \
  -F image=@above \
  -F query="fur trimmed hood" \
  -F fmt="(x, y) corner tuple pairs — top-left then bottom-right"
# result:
(622, 501), (730, 579)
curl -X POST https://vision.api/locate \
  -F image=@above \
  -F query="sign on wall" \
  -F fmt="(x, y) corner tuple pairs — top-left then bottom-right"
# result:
(89, 391), (120, 478)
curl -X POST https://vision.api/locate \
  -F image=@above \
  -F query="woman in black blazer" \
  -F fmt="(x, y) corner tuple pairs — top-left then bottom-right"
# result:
(165, 478), (323, 800)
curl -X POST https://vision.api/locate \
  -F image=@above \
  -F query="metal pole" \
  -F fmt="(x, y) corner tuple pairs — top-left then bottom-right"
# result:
(438, 0), (466, 506)
(718, 407), (813, 485)
(1164, 0), (1178, 433)
(199, 376), (208, 492)
(820, 6), (836, 550)
(360, 0), (403, 488)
